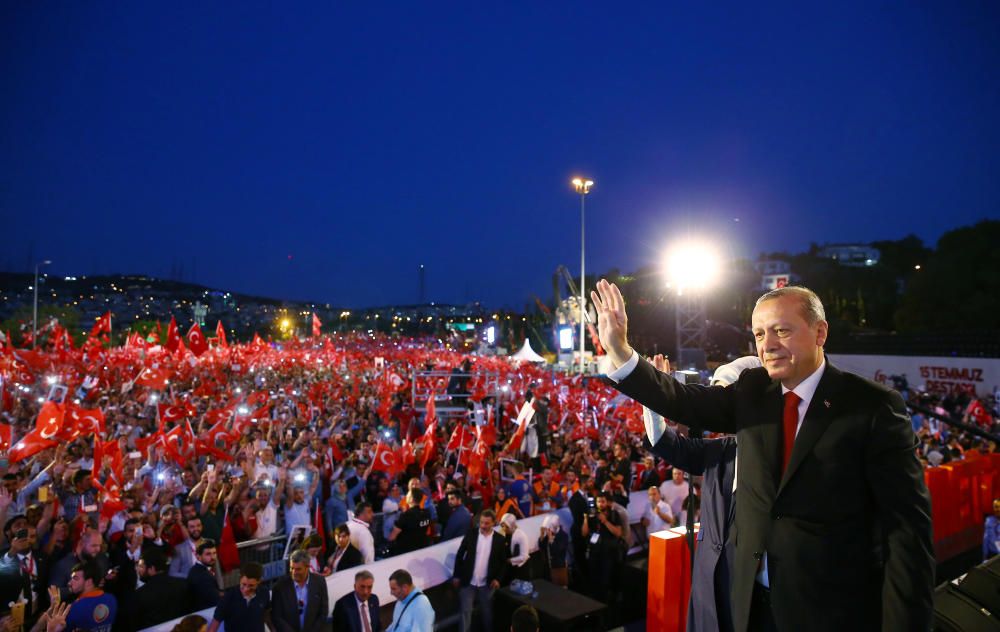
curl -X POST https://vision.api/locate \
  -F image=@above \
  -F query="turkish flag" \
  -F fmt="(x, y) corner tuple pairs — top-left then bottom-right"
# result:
(419, 419), (437, 469)
(194, 438), (234, 462)
(66, 404), (106, 437)
(967, 400), (993, 427)
(467, 439), (490, 481)
(219, 508), (241, 572)
(35, 401), (65, 440)
(90, 312), (111, 337)
(8, 430), (58, 463)
(371, 442), (400, 475)
(187, 323), (209, 357)
(134, 430), (164, 454)
(165, 316), (181, 352)
(127, 332), (148, 350)
(202, 420), (238, 453)
(447, 424), (473, 451)
(164, 420), (196, 467)
(505, 401), (535, 453)
(312, 313), (322, 338)
(136, 366), (171, 390)
(215, 321), (228, 349)
(158, 402), (195, 427)
(0, 423), (10, 452)
(398, 441), (416, 468)
(476, 422), (497, 448)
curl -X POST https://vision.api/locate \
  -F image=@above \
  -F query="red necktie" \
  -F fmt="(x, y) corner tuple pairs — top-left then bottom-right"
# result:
(782, 391), (802, 474)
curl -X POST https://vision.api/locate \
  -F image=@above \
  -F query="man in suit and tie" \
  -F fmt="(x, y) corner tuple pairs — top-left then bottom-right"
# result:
(452, 509), (507, 632)
(169, 515), (204, 579)
(332, 569), (382, 632)
(271, 549), (329, 632)
(592, 281), (934, 631)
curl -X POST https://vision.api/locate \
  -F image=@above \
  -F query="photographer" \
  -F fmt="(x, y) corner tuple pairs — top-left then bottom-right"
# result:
(579, 491), (624, 603)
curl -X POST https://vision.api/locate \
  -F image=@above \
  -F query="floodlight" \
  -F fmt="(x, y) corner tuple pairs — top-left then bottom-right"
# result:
(664, 239), (722, 294)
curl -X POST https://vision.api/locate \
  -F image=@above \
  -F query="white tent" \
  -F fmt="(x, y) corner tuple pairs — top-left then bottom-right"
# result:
(509, 339), (546, 363)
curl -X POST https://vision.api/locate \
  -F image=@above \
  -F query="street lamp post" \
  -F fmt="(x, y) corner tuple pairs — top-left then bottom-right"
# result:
(32, 260), (52, 349)
(571, 177), (594, 375)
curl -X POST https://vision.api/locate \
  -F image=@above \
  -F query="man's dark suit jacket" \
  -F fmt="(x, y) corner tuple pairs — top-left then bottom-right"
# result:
(617, 358), (934, 632)
(186, 562), (221, 610)
(452, 527), (507, 587)
(331, 544), (363, 574)
(129, 572), (194, 630)
(647, 425), (737, 632)
(332, 591), (382, 632)
(270, 572), (329, 632)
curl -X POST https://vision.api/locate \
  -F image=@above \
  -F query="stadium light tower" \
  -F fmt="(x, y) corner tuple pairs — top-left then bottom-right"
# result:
(572, 177), (593, 375)
(664, 240), (721, 369)
(32, 260), (52, 349)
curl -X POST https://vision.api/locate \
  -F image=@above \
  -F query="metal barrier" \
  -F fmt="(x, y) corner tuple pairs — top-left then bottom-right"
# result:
(215, 534), (288, 590)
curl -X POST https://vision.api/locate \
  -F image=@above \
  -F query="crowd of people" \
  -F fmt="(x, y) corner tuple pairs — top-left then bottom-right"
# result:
(0, 317), (995, 631)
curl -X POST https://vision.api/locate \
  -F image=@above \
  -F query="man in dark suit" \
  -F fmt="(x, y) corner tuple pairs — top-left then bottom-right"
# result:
(452, 509), (507, 632)
(592, 280), (934, 631)
(187, 539), (222, 610)
(332, 569), (381, 632)
(270, 549), (329, 632)
(642, 355), (759, 632)
(128, 547), (193, 630)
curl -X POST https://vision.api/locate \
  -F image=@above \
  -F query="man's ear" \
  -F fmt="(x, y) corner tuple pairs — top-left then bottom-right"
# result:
(815, 320), (829, 348)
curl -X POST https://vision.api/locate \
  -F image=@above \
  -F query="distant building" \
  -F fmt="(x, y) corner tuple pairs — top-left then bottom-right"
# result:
(817, 244), (880, 267)
(754, 260), (795, 291)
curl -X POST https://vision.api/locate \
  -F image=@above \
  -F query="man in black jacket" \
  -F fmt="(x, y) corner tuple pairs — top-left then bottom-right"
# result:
(332, 569), (381, 632)
(129, 548), (193, 630)
(270, 549), (328, 632)
(592, 280), (934, 632)
(187, 539), (221, 610)
(452, 509), (506, 632)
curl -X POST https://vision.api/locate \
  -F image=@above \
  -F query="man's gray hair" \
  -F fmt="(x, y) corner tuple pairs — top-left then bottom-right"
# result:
(289, 549), (311, 566)
(755, 286), (826, 325)
(355, 569), (374, 582)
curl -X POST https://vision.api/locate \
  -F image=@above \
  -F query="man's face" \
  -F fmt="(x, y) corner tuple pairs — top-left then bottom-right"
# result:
(614, 444), (626, 459)
(752, 295), (828, 390)
(290, 560), (309, 584)
(389, 579), (409, 601)
(81, 534), (102, 559)
(565, 472), (577, 486)
(162, 508), (178, 524)
(448, 494), (461, 508)
(360, 506), (374, 523)
(479, 516), (495, 537)
(293, 487), (305, 504)
(648, 487), (661, 504)
(673, 469), (685, 484)
(355, 577), (374, 602)
(239, 576), (260, 599)
(198, 547), (217, 568)
(3, 479), (18, 495)
(596, 496), (609, 512)
(335, 530), (351, 549)
(68, 570), (86, 596)
(181, 504), (197, 522)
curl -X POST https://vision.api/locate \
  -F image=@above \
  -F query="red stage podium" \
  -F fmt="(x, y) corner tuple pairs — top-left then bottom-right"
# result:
(647, 526), (697, 632)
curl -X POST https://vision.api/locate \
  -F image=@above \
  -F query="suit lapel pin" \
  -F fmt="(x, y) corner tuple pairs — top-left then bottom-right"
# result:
(823, 400), (831, 408)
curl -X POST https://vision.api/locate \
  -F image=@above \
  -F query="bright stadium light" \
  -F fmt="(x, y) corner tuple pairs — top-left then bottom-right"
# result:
(663, 239), (722, 295)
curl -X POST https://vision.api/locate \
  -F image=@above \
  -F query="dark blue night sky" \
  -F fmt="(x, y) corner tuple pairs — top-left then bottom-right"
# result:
(3, 3), (998, 308)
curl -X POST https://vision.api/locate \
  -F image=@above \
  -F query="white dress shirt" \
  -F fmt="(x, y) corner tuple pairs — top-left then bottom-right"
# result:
(470, 530), (494, 587)
(508, 528), (531, 567)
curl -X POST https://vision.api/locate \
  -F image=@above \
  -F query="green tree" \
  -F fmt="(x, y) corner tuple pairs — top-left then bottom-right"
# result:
(895, 220), (1000, 331)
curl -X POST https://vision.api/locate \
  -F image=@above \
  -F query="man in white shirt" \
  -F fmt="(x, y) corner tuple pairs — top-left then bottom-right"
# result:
(641, 486), (674, 536)
(452, 510), (506, 632)
(658, 467), (689, 518)
(347, 502), (376, 564)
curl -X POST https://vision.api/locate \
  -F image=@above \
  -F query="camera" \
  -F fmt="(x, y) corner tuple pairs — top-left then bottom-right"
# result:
(586, 497), (597, 516)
